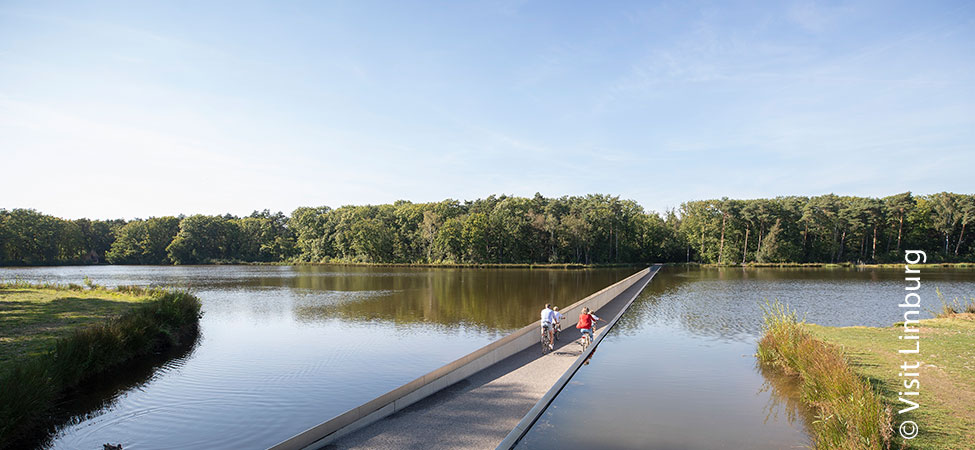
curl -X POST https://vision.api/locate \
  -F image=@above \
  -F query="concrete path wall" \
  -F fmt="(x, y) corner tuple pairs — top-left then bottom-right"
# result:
(331, 266), (659, 450)
(270, 267), (651, 450)
(496, 265), (659, 449)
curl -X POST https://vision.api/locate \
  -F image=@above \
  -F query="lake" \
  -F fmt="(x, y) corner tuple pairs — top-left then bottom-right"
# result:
(3, 265), (973, 449)
(514, 265), (975, 449)
(0, 265), (635, 449)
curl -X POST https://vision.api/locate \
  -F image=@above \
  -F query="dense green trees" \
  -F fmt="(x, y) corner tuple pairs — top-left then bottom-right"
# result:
(237, 210), (296, 262)
(106, 217), (180, 264)
(2, 192), (974, 266)
(678, 192), (975, 264)
(167, 215), (238, 264)
(0, 209), (121, 265)
(288, 194), (683, 264)
(163, 212), (296, 264)
(0, 210), (295, 266)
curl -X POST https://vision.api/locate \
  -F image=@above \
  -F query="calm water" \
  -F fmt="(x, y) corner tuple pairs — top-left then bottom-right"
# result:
(0, 265), (636, 449)
(515, 266), (975, 449)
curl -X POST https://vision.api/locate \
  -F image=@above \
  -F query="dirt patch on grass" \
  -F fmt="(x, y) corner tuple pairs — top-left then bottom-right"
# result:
(808, 316), (975, 449)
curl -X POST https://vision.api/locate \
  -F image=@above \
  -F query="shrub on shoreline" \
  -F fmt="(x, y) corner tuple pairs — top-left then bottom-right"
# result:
(0, 287), (202, 446)
(933, 288), (975, 318)
(757, 300), (894, 449)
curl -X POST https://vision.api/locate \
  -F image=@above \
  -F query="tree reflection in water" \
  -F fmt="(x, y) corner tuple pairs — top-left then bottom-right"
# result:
(756, 361), (816, 435)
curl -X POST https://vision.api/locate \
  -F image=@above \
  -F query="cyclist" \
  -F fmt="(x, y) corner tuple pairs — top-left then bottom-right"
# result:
(540, 303), (557, 351)
(552, 306), (565, 340)
(576, 307), (603, 346)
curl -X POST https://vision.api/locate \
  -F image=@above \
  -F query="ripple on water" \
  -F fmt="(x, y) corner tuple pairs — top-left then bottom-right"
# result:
(17, 265), (972, 449)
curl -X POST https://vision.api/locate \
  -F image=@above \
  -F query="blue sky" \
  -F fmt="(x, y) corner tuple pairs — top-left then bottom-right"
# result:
(2, 1), (973, 219)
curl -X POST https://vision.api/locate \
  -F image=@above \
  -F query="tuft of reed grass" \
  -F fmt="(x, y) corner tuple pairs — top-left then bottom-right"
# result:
(757, 300), (893, 450)
(0, 288), (202, 446)
(933, 288), (975, 318)
(0, 279), (88, 291)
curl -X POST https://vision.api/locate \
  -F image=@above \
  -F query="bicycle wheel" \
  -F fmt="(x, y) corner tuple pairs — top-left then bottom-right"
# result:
(581, 330), (592, 351)
(541, 328), (550, 354)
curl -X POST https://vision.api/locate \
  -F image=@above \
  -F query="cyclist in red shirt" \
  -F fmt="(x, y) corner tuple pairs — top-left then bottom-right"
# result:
(576, 307), (603, 344)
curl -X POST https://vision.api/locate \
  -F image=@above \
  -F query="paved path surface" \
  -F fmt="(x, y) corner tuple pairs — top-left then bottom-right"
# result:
(327, 276), (650, 450)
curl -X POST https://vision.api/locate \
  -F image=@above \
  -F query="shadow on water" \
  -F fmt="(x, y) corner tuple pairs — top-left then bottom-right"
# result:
(11, 333), (202, 450)
(1, 265), (639, 449)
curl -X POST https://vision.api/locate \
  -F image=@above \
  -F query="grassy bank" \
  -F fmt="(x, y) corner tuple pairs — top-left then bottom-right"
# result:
(807, 315), (975, 449)
(0, 282), (201, 446)
(757, 300), (894, 449)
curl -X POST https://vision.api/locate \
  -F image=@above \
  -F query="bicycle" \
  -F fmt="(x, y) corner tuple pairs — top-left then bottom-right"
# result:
(554, 321), (561, 341)
(579, 323), (597, 351)
(541, 323), (552, 354)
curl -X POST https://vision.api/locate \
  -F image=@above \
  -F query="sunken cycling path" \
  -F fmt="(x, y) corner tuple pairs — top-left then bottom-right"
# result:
(317, 267), (658, 450)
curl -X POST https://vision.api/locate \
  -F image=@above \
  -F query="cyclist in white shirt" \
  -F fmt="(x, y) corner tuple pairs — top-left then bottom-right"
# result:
(540, 303), (557, 351)
(552, 306), (565, 340)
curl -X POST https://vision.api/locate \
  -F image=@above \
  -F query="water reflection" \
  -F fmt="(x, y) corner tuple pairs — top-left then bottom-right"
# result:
(5, 265), (972, 449)
(755, 362), (815, 435)
(515, 266), (975, 449)
(582, 346), (597, 366)
(293, 267), (638, 330)
(27, 337), (201, 450)
(618, 266), (975, 341)
(0, 265), (636, 449)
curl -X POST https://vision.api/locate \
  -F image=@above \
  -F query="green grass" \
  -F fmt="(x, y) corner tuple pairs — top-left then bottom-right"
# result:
(0, 283), (155, 364)
(807, 315), (975, 449)
(0, 283), (201, 446)
(757, 300), (894, 449)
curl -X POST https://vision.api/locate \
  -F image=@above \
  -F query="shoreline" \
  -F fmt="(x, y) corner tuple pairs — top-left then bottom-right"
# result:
(759, 301), (975, 449)
(757, 301), (895, 449)
(698, 262), (975, 269)
(262, 261), (642, 269)
(0, 284), (202, 446)
(4, 261), (975, 270)
(0, 261), (645, 270)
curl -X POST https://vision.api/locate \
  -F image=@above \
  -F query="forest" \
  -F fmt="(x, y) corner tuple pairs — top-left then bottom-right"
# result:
(1, 192), (973, 266)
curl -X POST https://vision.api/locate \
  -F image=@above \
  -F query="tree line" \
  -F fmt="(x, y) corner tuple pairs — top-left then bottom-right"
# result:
(678, 192), (974, 264)
(1, 192), (973, 266)
(0, 209), (294, 265)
